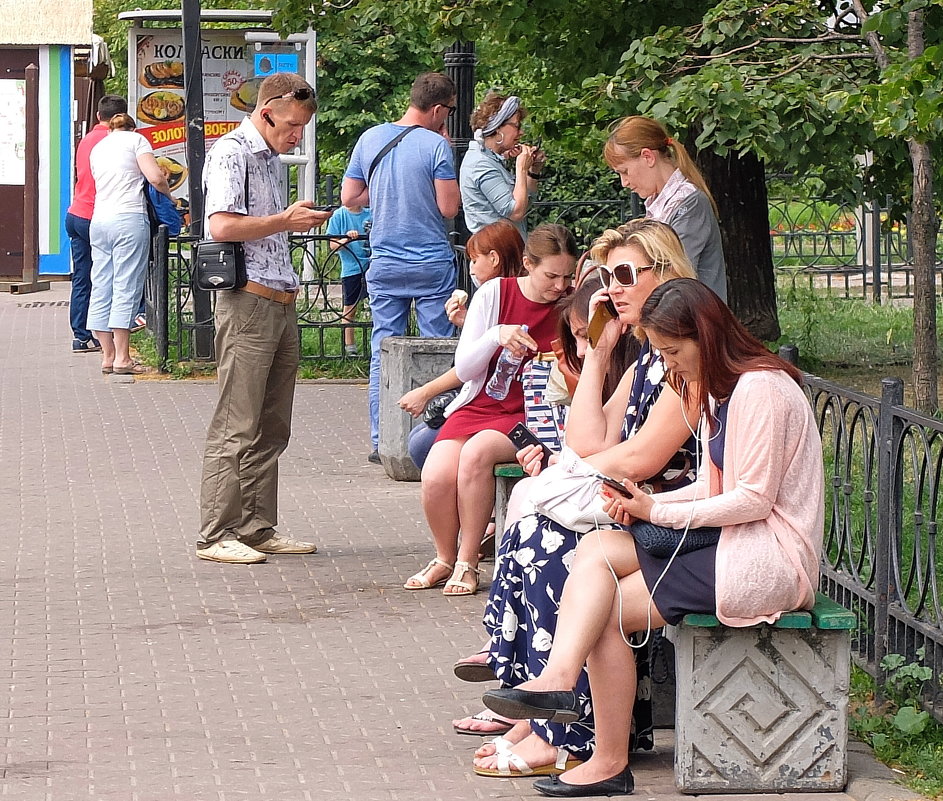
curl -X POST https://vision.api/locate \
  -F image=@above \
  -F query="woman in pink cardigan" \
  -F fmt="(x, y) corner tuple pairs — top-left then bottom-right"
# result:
(479, 278), (824, 798)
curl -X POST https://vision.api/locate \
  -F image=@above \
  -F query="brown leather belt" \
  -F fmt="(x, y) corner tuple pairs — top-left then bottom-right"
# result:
(240, 280), (298, 305)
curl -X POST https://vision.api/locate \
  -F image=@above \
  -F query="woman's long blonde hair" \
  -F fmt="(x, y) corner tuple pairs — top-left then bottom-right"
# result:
(603, 116), (718, 217)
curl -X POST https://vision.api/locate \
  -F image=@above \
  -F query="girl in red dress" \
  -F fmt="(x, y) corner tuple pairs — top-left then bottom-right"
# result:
(405, 224), (579, 596)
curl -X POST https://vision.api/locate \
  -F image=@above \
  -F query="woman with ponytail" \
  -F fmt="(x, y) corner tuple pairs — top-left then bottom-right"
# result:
(604, 116), (728, 302)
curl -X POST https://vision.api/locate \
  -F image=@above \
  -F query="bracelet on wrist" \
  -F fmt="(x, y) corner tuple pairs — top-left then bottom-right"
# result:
(527, 170), (543, 180)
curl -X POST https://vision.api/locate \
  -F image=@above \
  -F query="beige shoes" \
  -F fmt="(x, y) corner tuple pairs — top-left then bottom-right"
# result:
(254, 533), (318, 554)
(196, 541), (267, 564)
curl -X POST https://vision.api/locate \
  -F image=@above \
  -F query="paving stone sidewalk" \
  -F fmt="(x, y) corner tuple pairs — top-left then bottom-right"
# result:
(0, 283), (923, 801)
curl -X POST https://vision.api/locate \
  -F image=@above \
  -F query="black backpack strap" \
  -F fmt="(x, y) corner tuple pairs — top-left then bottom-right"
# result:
(366, 124), (420, 184)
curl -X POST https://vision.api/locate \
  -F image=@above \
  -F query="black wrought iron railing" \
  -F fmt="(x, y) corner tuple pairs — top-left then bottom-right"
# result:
(808, 374), (943, 723)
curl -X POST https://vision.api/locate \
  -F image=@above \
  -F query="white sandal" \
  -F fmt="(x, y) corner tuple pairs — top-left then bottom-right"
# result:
(473, 745), (579, 777)
(403, 557), (453, 590)
(444, 560), (481, 596)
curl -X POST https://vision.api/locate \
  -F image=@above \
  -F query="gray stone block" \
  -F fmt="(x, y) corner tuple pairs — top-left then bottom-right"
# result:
(670, 622), (849, 793)
(379, 336), (458, 481)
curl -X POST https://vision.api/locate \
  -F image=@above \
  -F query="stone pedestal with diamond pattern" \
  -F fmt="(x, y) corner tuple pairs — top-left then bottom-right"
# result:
(667, 597), (853, 793)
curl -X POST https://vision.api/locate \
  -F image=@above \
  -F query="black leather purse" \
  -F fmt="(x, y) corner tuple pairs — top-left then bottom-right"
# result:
(194, 167), (249, 291)
(194, 241), (247, 290)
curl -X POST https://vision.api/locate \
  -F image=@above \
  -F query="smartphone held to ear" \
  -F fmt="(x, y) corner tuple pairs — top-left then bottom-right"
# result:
(507, 423), (553, 469)
(587, 300), (617, 348)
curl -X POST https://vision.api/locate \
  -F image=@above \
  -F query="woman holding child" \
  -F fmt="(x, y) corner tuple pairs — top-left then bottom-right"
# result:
(405, 224), (579, 597)
(455, 219), (700, 777)
(481, 279), (824, 797)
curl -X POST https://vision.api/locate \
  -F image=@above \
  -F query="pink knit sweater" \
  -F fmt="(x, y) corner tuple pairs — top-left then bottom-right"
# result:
(649, 369), (824, 626)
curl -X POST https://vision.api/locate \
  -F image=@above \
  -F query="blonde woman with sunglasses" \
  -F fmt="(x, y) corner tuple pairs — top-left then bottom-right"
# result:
(604, 116), (727, 302)
(456, 219), (700, 779)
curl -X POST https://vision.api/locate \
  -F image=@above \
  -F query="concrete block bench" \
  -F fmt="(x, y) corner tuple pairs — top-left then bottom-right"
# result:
(667, 592), (856, 793)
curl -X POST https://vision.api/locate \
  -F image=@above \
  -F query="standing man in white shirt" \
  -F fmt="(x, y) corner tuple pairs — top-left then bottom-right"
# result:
(196, 73), (330, 565)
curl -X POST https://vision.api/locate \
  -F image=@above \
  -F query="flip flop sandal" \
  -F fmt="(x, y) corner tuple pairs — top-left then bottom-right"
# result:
(403, 557), (453, 590)
(113, 362), (147, 375)
(453, 709), (515, 736)
(474, 746), (582, 778)
(101, 366), (114, 374)
(453, 653), (497, 683)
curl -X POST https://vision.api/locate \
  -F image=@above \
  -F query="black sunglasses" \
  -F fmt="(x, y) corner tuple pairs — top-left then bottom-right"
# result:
(264, 87), (315, 104)
(441, 104), (456, 116)
(599, 261), (655, 288)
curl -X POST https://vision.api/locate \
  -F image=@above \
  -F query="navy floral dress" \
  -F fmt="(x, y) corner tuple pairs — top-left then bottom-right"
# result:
(481, 341), (697, 760)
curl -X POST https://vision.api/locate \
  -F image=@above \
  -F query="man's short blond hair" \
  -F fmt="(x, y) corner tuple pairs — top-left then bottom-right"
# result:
(258, 73), (317, 114)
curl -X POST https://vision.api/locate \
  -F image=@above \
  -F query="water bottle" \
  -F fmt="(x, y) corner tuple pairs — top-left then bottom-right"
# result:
(486, 325), (528, 401)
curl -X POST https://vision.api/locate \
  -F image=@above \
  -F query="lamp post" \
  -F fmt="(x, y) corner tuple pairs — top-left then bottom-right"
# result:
(444, 42), (476, 247)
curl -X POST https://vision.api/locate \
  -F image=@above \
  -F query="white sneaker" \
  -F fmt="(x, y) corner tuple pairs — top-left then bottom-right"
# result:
(254, 532), (318, 554)
(196, 541), (267, 564)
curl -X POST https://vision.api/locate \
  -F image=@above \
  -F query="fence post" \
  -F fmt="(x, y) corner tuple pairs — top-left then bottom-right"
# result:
(871, 199), (882, 305)
(152, 226), (170, 371)
(875, 377), (903, 701)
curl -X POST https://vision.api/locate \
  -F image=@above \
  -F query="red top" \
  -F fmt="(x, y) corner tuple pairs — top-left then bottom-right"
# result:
(67, 122), (109, 220)
(436, 276), (559, 441)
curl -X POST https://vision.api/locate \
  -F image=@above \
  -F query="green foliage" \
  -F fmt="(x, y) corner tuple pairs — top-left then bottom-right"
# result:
(850, 661), (943, 799)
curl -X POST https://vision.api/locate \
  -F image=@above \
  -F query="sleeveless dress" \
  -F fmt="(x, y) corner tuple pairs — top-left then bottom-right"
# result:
(436, 277), (559, 441)
(481, 341), (697, 760)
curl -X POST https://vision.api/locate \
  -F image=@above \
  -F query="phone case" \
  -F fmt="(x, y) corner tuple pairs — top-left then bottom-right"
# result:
(508, 424), (552, 467)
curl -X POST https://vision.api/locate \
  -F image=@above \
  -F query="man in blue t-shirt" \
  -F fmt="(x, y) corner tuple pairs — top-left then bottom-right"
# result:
(342, 72), (461, 464)
(326, 204), (372, 356)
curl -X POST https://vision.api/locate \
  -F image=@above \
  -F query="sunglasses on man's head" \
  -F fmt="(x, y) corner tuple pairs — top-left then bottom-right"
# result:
(265, 87), (315, 104)
(598, 261), (655, 288)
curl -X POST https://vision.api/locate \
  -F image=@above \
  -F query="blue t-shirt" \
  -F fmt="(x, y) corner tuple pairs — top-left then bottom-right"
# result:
(345, 123), (455, 271)
(325, 206), (372, 277)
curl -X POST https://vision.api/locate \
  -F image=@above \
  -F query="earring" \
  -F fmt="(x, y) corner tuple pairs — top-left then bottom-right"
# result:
(495, 132), (505, 146)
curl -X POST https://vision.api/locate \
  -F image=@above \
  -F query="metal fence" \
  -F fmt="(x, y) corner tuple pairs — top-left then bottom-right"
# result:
(149, 194), (943, 364)
(770, 197), (943, 301)
(809, 373), (943, 723)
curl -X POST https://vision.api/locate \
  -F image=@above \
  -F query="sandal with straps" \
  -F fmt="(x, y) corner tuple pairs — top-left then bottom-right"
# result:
(403, 557), (453, 590)
(444, 560), (481, 596)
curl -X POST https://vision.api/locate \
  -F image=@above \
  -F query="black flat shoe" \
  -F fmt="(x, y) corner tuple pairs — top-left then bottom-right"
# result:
(533, 765), (634, 797)
(482, 687), (580, 724)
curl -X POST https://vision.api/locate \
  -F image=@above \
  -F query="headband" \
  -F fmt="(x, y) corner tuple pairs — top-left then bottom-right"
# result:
(474, 95), (521, 142)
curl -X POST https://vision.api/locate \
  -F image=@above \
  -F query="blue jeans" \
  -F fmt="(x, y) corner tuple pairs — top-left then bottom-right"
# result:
(367, 261), (455, 448)
(88, 213), (150, 331)
(65, 212), (94, 342)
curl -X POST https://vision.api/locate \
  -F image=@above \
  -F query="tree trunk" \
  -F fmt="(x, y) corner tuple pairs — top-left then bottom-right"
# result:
(908, 138), (938, 413)
(695, 148), (781, 341)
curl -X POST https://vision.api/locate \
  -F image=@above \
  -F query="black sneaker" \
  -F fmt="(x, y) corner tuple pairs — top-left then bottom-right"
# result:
(72, 337), (102, 353)
(368, 450), (381, 465)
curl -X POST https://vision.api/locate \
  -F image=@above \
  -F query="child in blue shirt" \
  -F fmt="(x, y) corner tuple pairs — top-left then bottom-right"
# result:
(326, 204), (372, 356)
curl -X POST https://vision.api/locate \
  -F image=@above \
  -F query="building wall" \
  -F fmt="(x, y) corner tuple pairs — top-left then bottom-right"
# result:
(0, 0), (92, 46)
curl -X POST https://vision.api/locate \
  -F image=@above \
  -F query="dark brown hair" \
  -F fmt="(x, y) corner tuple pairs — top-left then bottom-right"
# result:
(409, 72), (456, 111)
(640, 278), (802, 425)
(525, 223), (579, 266)
(98, 94), (128, 121)
(466, 220), (525, 278)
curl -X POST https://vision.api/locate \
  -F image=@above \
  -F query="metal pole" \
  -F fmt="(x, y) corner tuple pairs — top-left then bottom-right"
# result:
(871, 199), (882, 304)
(182, 0), (214, 358)
(14, 64), (49, 295)
(875, 376), (903, 703)
(444, 42), (476, 248)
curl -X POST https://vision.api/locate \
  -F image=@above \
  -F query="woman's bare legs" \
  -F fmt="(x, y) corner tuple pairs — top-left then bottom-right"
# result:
(94, 330), (115, 370)
(445, 430), (518, 595)
(409, 437), (467, 588)
(112, 327), (133, 369)
(504, 475), (535, 531)
(517, 529), (643, 688)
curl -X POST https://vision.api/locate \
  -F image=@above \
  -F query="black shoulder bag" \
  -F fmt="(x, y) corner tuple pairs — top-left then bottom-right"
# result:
(194, 168), (250, 291)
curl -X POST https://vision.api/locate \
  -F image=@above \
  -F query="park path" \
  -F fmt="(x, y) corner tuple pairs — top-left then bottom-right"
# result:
(0, 282), (912, 801)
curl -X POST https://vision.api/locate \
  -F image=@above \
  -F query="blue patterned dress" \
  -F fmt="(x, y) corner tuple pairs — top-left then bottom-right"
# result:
(481, 341), (697, 760)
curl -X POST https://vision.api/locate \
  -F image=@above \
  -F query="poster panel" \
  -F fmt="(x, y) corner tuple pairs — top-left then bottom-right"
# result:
(0, 79), (26, 186)
(130, 29), (260, 202)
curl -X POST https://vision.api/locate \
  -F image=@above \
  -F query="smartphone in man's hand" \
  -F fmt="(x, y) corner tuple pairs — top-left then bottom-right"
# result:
(507, 423), (553, 469)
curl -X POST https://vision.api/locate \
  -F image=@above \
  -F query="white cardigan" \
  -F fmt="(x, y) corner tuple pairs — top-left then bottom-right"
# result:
(444, 278), (505, 417)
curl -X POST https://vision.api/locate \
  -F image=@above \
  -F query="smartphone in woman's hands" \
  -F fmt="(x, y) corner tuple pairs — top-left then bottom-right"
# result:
(598, 473), (633, 499)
